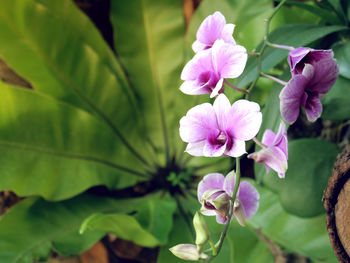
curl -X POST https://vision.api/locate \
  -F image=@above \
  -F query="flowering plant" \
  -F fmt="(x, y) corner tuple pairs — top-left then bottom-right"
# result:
(0, 0), (347, 262)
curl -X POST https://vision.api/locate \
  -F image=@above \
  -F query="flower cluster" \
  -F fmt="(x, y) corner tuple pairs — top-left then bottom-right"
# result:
(180, 12), (247, 98)
(171, 6), (339, 261)
(171, 11), (264, 261)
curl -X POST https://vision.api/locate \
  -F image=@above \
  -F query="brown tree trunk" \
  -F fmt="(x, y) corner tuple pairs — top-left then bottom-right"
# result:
(323, 145), (350, 262)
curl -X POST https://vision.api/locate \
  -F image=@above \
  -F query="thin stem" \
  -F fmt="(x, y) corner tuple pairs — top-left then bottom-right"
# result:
(204, 157), (241, 262)
(247, 52), (261, 56)
(208, 240), (217, 256)
(260, 72), (287, 86)
(224, 79), (249, 94)
(245, 0), (288, 99)
(265, 40), (294, 51)
(253, 137), (267, 148)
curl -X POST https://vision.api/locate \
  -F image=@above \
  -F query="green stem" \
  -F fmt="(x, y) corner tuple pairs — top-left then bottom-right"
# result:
(208, 239), (217, 256)
(204, 157), (241, 262)
(260, 72), (287, 86)
(245, 0), (288, 99)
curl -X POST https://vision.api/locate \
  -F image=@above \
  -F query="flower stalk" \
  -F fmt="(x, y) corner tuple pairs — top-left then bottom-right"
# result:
(204, 157), (241, 262)
(246, 0), (288, 98)
(260, 72), (287, 86)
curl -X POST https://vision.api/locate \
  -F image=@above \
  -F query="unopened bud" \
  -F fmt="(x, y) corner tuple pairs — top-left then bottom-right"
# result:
(193, 212), (210, 248)
(169, 244), (208, 261)
(233, 198), (247, 227)
(201, 189), (230, 218)
(212, 192), (230, 217)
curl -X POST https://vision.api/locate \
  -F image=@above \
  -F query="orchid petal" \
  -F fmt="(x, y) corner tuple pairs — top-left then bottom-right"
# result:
(215, 214), (228, 224)
(228, 99), (262, 141)
(181, 48), (213, 80)
(210, 78), (224, 98)
(261, 129), (277, 146)
(213, 94), (231, 130)
(221, 24), (236, 45)
(223, 170), (236, 196)
(212, 40), (247, 78)
(197, 173), (225, 201)
(237, 181), (260, 219)
(196, 11), (226, 45)
(304, 94), (322, 122)
(185, 141), (206, 156)
(279, 75), (308, 123)
(225, 139), (246, 157)
(179, 103), (217, 142)
(288, 47), (311, 73)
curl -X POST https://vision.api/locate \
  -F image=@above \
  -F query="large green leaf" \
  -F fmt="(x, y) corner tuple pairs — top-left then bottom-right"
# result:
(80, 194), (176, 247)
(235, 24), (347, 88)
(0, 0), (153, 170)
(261, 139), (338, 217)
(248, 181), (337, 262)
(0, 195), (125, 262)
(0, 192), (175, 262)
(0, 83), (145, 200)
(110, 0), (194, 165)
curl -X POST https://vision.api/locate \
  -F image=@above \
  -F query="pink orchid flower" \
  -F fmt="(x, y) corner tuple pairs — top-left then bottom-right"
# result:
(280, 47), (338, 123)
(197, 171), (260, 225)
(192, 11), (236, 53)
(181, 39), (247, 98)
(248, 122), (288, 178)
(179, 94), (262, 158)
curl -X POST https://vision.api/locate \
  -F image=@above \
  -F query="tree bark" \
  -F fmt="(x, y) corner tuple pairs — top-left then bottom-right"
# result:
(323, 145), (350, 262)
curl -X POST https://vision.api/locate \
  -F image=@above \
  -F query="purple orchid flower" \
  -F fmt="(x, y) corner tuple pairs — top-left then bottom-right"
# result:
(280, 47), (338, 123)
(179, 94), (262, 158)
(197, 171), (260, 225)
(248, 122), (288, 178)
(192, 11), (236, 53)
(181, 39), (247, 98)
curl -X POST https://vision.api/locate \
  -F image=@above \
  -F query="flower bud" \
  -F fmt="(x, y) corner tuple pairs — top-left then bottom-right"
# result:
(233, 198), (247, 227)
(202, 189), (230, 218)
(169, 244), (208, 261)
(193, 212), (210, 248)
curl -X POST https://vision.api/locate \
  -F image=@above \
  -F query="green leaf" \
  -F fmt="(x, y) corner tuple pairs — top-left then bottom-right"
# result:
(324, 0), (348, 24)
(323, 76), (350, 121)
(262, 139), (338, 217)
(236, 24), (348, 88)
(110, 0), (200, 165)
(80, 193), (176, 247)
(0, 194), (133, 262)
(81, 213), (159, 247)
(248, 180), (337, 262)
(0, 0), (139, 122)
(285, 1), (341, 24)
(332, 41), (350, 79)
(0, 83), (144, 200)
(0, 192), (175, 261)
